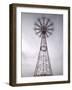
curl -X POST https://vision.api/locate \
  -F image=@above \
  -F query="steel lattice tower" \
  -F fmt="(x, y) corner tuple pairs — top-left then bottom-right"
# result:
(34, 17), (54, 76)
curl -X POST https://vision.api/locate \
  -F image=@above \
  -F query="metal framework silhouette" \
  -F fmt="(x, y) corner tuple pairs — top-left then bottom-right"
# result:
(34, 17), (54, 76)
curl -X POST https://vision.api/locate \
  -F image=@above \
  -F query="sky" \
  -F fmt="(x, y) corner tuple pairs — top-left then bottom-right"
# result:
(21, 12), (63, 77)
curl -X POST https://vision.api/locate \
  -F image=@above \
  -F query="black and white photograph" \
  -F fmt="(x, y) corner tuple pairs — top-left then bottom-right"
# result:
(21, 13), (63, 77)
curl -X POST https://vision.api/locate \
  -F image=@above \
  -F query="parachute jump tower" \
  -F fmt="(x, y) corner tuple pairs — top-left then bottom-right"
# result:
(34, 17), (54, 76)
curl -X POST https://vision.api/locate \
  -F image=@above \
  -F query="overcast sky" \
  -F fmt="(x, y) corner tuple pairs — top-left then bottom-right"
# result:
(21, 12), (63, 77)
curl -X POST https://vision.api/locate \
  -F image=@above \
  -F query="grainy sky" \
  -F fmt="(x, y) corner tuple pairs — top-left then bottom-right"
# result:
(21, 12), (63, 77)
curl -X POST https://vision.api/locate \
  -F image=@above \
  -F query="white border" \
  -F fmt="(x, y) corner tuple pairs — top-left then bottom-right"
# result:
(16, 7), (68, 83)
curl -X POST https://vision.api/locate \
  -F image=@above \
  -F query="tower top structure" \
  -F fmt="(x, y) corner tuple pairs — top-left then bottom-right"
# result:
(34, 17), (54, 38)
